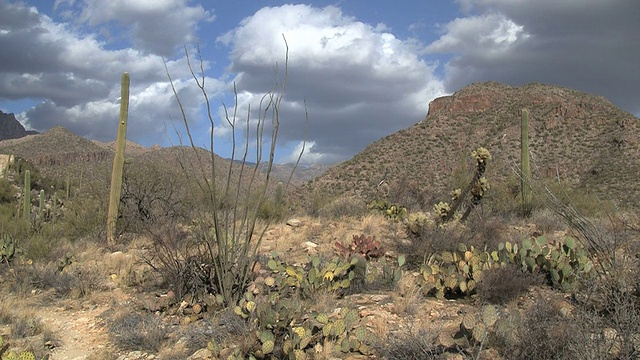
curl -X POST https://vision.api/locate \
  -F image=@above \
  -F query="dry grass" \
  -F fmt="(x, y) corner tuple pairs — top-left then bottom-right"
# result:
(390, 276), (424, 316)
(375, 326), (443, 360)
(106, 309), (168, 352)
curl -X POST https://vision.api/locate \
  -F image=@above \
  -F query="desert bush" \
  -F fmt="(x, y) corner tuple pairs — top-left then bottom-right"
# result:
(530, 208), (566, 235)
(475, 264), (544, 305)
(375, 328), (443, 360)
(158, 40), (302, 306)
(463, 211), (511, 250)
(502, 299), (578, 360)
(9, 259), (105, 298)
(256, 197), (286, 221)
(120, 160), (190, 235)
(402, 220), (468, 268)
(60, 194), (107, 241)
(107, 310), (167, 352)
(305, 190), (338, 217)
(318, 196), (367, 219)
(386, 176), (434, 212)
(0, 178), (15, 203)
(20, 226), (67, 262)
(9, 314), (44, 339)
(566, 253), (640, 360)
(142, 220), (211, 300)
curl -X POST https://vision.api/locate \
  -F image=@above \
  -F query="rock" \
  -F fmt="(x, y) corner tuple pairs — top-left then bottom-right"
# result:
(192, 303), (202, 314)
(187, 348), (213, 360)
(0, 110), (38, 141)
(478, 348), (502, 360)
(302, 241), (318, 254)
(554, 300), (573, 317)
(286, 218), (303, 228)
(437, 331), (456, 348)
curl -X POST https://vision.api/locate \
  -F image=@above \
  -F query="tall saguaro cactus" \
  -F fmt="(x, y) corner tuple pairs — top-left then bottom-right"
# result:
(520, 108), (532, 217)
(23, 169), (31, 219)
(107, 72), (130, 245)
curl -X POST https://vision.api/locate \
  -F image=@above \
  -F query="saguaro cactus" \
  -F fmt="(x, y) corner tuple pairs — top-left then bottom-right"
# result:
(39, 189), (45, 219)
(521, 108), (532, 217)
(107, 72), (130, 245)
(23, 169), (31, 219)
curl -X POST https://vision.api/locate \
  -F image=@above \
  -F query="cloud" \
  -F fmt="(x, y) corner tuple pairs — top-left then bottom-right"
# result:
(55, 0), (213, 56)
(0, 1), (221, 146)
(217, 4), (445, 164)
(433, 0), (640, 114)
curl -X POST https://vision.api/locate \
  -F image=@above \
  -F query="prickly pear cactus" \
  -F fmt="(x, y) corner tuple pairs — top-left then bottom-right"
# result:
(420, 236), (594, 299)
(334, 234), (385, 259)
(232, 253), (377, 358)
(0, 234), (16, 264)
(368, 199), (407, 220)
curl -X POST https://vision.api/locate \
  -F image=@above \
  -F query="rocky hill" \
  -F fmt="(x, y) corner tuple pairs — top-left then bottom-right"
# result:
(0, 110), (38, 141)
(307, 82), (640, 209)
(0, 126), (280, 199)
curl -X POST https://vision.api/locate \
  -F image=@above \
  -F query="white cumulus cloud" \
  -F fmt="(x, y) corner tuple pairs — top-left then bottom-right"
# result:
(216, 4), (445, 164)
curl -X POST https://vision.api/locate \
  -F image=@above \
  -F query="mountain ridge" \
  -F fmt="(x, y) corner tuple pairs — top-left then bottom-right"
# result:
(307, 82), (640, 209)
(0, 110), (38, 141)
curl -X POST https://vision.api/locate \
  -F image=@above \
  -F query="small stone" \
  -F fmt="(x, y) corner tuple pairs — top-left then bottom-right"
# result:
(193, 303), (202, 314)
(187, 348), (213, 360)
(286, 218), (303, 227)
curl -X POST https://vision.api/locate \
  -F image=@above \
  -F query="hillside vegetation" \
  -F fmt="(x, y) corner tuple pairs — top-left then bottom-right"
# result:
(0, 82), (638, 360)
(308, 82), (640, 211)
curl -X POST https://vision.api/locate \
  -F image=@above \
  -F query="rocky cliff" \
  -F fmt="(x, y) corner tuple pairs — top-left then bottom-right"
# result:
(0, 110), (38, 141)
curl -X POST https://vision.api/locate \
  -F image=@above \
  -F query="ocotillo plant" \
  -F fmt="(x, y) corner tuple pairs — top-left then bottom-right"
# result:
(107, 72), (130, 245)
(23, 170), (31, 219)
(521, 108), (532, 217)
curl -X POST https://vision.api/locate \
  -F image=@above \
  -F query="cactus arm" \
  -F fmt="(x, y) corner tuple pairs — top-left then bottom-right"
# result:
(107, 72), (130, 245)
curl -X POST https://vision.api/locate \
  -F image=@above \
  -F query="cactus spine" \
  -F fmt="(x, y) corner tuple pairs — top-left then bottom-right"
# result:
(23, 170), (30, 219)
(107, 72), (130, 245)
(520, 109), (532, 217)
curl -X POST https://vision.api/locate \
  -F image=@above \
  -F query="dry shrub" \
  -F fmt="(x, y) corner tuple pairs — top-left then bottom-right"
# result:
(566, 258), (640, 360)
(13, 261), (105, 298)
(402, 221), (468, 268)
(375, 327), (443, 360)
(464, 212), (511, 250)
(506, 299), (579, 360)
(317, 196), (367, 219)
(475, 264), (544, 305)
(530, 208), (566, 235)
(107, 310), (168, 352)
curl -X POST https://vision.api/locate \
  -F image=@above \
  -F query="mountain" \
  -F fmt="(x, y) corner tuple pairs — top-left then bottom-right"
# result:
(0, 110), (38, 141)
(0, 126), (277, 199)
(307, 82), (640, 209)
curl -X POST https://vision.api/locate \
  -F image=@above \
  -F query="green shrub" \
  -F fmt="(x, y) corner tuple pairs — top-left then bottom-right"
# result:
(0, 178), (15, 203)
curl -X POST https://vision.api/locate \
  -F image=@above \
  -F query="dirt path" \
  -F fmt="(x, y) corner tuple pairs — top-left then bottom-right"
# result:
(36, 301), (112, 360)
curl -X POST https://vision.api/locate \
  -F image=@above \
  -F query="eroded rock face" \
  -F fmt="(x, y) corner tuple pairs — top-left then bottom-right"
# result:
(0, 110), (38, 141)
(427, 82), (512, 116)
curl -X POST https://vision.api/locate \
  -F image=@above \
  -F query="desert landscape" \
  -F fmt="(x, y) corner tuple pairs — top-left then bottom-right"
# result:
(0, 80), (639, 360)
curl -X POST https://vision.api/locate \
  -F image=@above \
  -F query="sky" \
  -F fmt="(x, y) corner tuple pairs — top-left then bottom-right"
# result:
(0, 1), (638, 164)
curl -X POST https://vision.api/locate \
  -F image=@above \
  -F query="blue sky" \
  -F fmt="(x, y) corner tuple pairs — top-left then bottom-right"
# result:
(1, 1), (638, 164)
